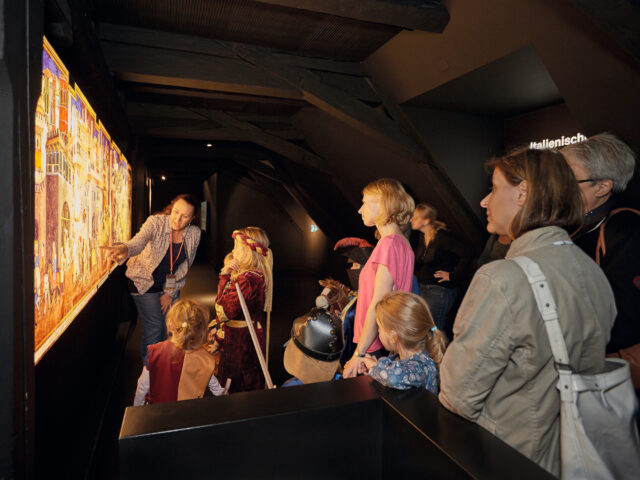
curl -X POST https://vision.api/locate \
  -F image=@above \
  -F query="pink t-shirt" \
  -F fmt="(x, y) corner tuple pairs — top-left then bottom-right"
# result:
(353, 234), (415, 352)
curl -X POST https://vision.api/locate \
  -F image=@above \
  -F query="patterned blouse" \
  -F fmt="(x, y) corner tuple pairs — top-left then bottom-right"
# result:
(368, 351), (438, 394)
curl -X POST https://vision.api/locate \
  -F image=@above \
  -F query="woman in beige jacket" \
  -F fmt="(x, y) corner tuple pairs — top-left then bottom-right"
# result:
(439, 148), (616, 476)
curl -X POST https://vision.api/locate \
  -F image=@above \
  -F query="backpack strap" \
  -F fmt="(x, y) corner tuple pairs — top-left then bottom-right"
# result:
(596, 207), (640, 265)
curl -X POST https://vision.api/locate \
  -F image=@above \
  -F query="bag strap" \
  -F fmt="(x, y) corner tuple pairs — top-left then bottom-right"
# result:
(596, 207), (640, 265)
(511, 253), (577, 402)
(511, 256), (571, 367)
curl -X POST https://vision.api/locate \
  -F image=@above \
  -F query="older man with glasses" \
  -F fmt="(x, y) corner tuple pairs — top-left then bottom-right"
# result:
(562, 133), (640, 393)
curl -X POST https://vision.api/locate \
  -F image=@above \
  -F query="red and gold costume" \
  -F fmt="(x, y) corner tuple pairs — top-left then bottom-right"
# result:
(146, 340), (217, 404)
(211, 270), (266, 393)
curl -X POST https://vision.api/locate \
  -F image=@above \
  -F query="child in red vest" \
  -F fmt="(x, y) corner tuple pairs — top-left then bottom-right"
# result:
(134, 299), (225, 405)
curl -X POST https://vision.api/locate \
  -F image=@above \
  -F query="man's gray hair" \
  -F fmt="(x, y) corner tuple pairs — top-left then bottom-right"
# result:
(562, 132), (636, 193)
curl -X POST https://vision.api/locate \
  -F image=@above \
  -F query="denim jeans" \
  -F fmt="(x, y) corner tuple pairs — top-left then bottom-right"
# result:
(132, 291), (178, 362)
(419, 284), (457, 331)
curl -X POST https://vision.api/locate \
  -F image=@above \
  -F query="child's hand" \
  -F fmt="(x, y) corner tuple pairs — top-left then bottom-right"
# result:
(359, 354), (377, 374)
(207, 327), (217, 343)
(343, 357), (361, 378)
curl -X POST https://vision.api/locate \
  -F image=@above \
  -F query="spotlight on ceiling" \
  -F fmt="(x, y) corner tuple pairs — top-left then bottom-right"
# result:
(206, 143), (213, 148)
(161, 175), (166, 181)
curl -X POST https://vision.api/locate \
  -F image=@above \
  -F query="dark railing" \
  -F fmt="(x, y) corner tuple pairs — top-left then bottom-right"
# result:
(119, 376), (555, 480)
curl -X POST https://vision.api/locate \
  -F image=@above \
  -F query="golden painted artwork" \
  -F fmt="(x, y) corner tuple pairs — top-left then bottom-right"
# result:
(34, 38), (132, 362)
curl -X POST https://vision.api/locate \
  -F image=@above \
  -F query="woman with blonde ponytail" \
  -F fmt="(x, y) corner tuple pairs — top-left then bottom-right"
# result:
(208, 227), (273, 393)
(410, 203), (472, 333)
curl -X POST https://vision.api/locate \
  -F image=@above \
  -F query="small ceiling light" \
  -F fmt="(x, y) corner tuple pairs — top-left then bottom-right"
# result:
(161, 175), (166, 181)
(310, 224), (318, 233)
(206, 143), (213, 148)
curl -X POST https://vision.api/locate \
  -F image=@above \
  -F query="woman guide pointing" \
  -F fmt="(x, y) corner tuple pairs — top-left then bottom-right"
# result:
(102, 194), (202, 361)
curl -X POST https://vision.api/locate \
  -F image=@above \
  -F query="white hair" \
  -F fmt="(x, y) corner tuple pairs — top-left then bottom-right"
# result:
(562, 132), (636, 193)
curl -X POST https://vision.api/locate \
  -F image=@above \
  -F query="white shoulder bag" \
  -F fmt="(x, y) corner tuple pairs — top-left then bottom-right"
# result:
(512, 255), (640, 480)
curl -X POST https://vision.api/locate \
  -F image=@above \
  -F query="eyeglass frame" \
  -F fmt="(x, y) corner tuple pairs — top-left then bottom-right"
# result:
(576, 178), (598, 184)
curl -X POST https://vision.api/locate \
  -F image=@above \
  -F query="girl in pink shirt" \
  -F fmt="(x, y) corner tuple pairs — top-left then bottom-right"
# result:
(343, 178), (415, 378)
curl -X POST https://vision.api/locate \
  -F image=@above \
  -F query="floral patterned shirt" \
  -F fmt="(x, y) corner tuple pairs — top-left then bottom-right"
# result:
(368, 351), (438, 394)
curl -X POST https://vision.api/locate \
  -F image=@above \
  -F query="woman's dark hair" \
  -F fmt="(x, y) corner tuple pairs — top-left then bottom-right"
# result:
(159, 194), (201, 227)
(485, 148), (583, 238)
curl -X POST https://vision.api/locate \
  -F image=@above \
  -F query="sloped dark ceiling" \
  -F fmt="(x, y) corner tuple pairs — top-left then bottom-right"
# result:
(95, 0), (402, 61)
(406, 46), (564, 117)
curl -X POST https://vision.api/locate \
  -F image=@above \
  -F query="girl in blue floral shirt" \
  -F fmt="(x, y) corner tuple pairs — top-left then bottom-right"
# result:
(359, 291), (448, 393)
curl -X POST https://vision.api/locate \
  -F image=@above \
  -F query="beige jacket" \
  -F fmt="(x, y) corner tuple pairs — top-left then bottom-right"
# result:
(439, 226), (616, 476)
(125, 214), (201, 295)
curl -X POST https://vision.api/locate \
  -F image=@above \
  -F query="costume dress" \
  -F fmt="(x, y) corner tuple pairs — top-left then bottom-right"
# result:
(125, 214), (201, 360)
(211, 270), (266, 393)
(439, 227), (615, 476)
(414, 229), (471, 330)
(369, 352), (438, 394)
(353, 234), (414, 354)
(133, 340), (222, 405)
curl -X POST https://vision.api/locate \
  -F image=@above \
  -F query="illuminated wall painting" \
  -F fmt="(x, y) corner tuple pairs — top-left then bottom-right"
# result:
(34, 37), (132, 362)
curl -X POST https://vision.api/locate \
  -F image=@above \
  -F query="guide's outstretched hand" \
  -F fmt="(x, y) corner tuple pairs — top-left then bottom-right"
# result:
(99, 244), (128, 265)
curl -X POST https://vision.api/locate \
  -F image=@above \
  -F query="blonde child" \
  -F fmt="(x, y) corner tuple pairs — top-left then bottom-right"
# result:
(359, 291), (448, 393)
(344, 178), (415, 378)
(134, 299), (225, 405)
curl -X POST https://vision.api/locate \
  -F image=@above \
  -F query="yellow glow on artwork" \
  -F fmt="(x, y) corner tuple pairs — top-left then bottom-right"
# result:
(34, 37), (132, 363)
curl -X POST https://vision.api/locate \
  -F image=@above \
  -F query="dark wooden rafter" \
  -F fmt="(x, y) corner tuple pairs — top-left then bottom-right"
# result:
(126, 101), (328, 173)
(188, 108), (330, 173)
(228, 42), (430, 160)
(363, 77), (485, 234)
(98, 23), (481, 238)
(230, 43), (483, 239)
(253, 0), (450, 32)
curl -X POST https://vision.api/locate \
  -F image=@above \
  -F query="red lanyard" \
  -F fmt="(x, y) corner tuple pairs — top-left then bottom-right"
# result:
(169, 232), (185, 274)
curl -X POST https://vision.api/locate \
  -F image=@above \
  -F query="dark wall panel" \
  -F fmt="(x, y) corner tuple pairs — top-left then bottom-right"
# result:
(504, 102), (581, 150)
(402, 105), (504, 223)
(294, 107), (487, 250)
(35, 268), (136, 478)
(206, 172), (331, 274)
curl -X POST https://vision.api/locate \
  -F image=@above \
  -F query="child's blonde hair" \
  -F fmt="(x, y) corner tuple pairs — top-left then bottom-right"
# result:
(362, 178), (414, 227)
(166, 299), (209, 350)
(375, 291), (448, 365)
(231, 226), (273, 313)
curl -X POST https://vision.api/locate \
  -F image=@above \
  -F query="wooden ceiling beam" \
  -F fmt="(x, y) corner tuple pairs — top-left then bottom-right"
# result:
(98, 22), (238, 59)
(123, 85), (308, 109)
(253, 0), (449, 33)
(189, 108), (330, 174)
(101, 40), (302, 100)
(127, 102), (305, 140)
(231, 43), (423, 159)
(127, 101), (327, 173)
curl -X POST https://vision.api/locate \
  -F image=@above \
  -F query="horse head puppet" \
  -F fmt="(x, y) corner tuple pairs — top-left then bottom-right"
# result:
(315, 278), (351, 317)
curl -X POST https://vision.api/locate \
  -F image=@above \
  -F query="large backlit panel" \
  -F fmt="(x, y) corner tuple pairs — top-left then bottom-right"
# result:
(34, 37), (132, 363)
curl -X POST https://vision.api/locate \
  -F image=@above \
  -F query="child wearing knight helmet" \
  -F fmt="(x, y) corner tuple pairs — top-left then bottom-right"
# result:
(133, 299), (225, 405)
(358, 291), (448, 393)
(208, 227), (273, 393)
